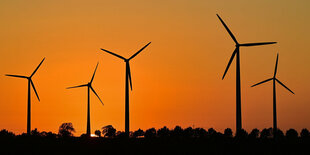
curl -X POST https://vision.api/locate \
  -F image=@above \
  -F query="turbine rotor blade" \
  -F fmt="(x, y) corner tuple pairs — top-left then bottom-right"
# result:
(275, 78), (294, 94)
(5, 74), (28, 79)
(30, 80), (40, 101)
(90, 86), (104, 105)
(31, 58), (45, 77)
(67, 84), (88, 89)
(222, 47), (238, 80)
(251, 78), (273, 87)
(90, 62), (99, 83)
(100, 48), (126, 60)
(129, 42), (151, 60)
(239, 42), (277, 47)
(274, 53), (279, 77)
(216, 14), (238, 44)
(127, 63), (132, 91)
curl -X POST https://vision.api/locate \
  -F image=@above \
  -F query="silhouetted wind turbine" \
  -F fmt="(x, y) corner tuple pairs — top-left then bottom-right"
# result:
(216, 14), (277, 132)
(100, 42), (151, 137)
(67, 63), (103, 137)
(251, 53), (294, 135)
(5, 58), (45, 135)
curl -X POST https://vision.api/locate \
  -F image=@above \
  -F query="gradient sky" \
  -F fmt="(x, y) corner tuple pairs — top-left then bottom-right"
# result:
(0, 0), (309, 135)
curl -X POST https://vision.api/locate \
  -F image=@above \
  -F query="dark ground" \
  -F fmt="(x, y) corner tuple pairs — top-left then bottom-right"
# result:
(1, 136), (309, 154)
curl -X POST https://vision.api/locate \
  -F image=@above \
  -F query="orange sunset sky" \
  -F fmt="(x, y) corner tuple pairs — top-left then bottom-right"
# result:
(0, 0), (310, 135)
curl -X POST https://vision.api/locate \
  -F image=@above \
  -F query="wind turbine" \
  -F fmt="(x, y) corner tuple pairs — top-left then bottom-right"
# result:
(216, 14), (277, 132)
(251, 53), (294, 135)
(5, 58), (45, 135)
(67, 63), (103, 136)
(100, 42), (151, 137)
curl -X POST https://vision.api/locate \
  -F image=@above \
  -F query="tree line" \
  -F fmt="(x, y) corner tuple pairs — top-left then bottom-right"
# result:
(1, 123), (310, 154)
(1, 122), (309, 140)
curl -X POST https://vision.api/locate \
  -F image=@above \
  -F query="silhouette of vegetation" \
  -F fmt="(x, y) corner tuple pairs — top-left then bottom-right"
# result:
(132, 128), (144, 138)
(195, 127), (208, 138)
(58, 122), (75, 137)
(208, 128), (217, 136)
(249, 128), (259, 139)
(101, 125), (116, 138)
(157, 126), (170, 138)
(0, 129), (15, 138)
(274, 129), (285, 140)
(235, 129), (248, 140)
(286, 128), (298, 140)
(144, 128), (156, 138)
(94, 130), (101, 137)
(301, 128), (309, 138)
(224, 128), (233, 138)
(260, 128), (273, 139)
(0, 125), (310, 154)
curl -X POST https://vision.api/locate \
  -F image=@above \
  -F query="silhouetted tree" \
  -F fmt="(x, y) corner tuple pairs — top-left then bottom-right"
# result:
(260, 128), (272, 139)
(133, 128), (144, 138)
(115, 131), (127, 138)
(144, 128), (156, 138)
(102, 125), (116, 138)
(224, 128), (233, 138)
(157, 126), (170, 138)
(274, 129), (285, 139)
(41, 131), (57, 139)
(286, 129), (298, 140)
(183, 127), (194, 138)
(95, 130), (101, 137)
(171, 126), (183, 138)
(58, 122), (75, 137)
(208, 128), (217, 138)
(235, 129), (248, 140)
(0, 129), (15, 138)
(249, 128), (259, 139)
(31, 128), (40, 136)
(301, 128), (309, 138)
(40, 131), (48, 137)
(194, 128), (207, 138)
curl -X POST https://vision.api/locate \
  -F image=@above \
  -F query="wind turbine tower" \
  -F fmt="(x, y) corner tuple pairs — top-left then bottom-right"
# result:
(217, 14), (277, 132)
(67, 63), (103, 136)
(100, 42), (151, 137)
(251, 54), (294, 135)
(5, 58), (45, 135)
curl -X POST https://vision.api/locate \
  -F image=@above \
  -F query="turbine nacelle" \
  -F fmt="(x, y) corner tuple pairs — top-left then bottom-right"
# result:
(67, 62), (103, 105)
(100, 42), (151, 91)
(217, 14), (277, 80)
(251, 54), (294, 95)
